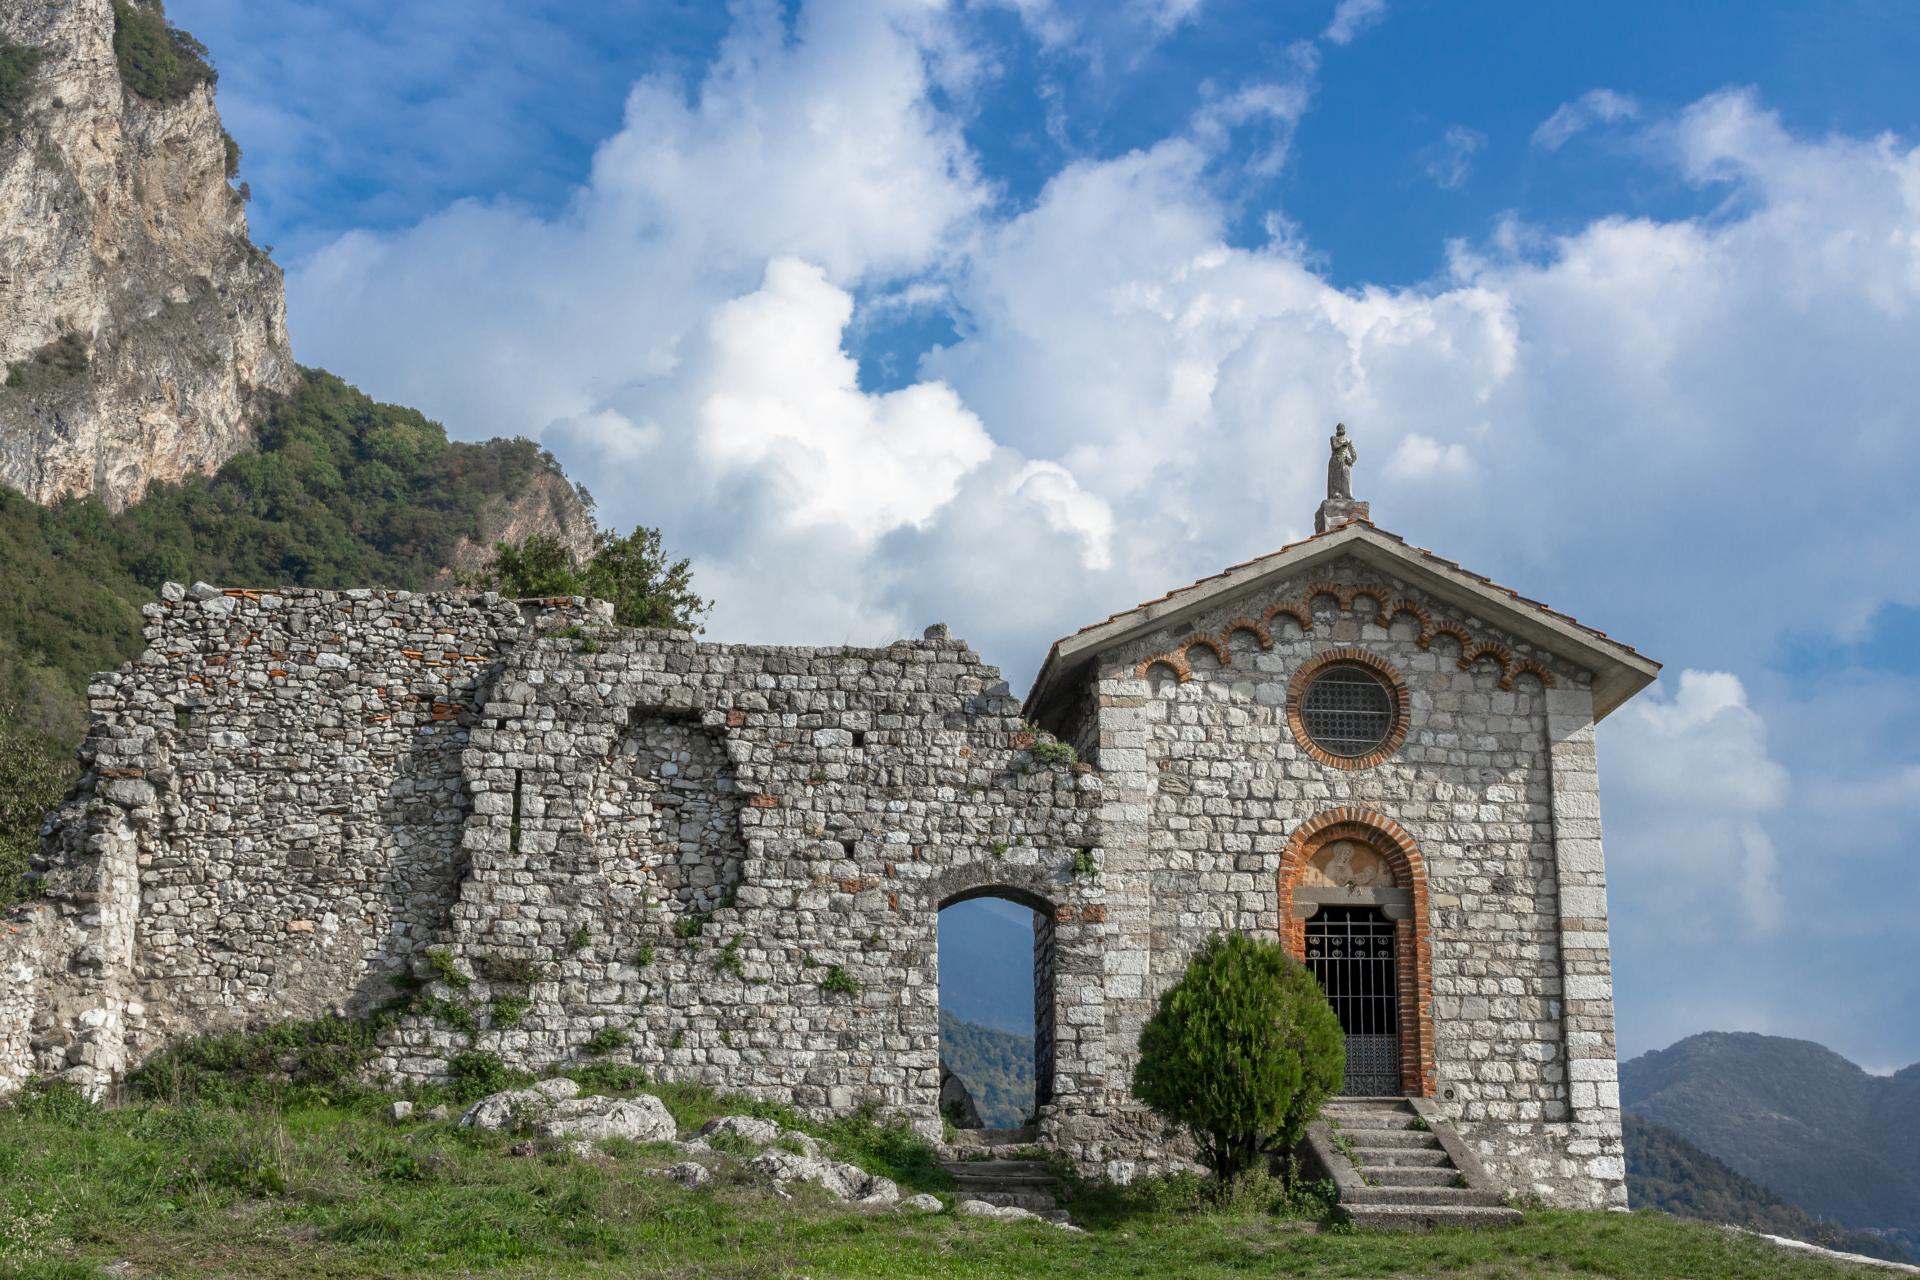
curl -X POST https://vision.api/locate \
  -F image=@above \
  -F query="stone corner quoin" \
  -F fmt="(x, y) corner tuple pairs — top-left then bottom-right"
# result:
(2, 505), (1652, 1208)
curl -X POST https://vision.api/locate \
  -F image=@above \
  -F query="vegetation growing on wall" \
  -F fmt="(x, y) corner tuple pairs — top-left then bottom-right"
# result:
(111, 0), (216, 103)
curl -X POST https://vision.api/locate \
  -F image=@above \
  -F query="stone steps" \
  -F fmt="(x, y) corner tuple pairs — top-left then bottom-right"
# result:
(1364, 1165), (1464, 1188)
(1307, 1097), (1522, 1232)
(1350, 1146), (1453, 1167)
(939, 1152), (1070, 1224)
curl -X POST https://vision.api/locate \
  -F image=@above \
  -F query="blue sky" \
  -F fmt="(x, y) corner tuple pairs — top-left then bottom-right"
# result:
(172, 0), (1920, 1071)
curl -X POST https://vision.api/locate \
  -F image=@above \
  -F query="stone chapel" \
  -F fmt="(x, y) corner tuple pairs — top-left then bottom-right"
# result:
(0, 426), (1656, 1209)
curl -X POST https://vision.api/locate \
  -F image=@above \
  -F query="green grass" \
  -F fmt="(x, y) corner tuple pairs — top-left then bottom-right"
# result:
(0, 1083), (1892, 1279)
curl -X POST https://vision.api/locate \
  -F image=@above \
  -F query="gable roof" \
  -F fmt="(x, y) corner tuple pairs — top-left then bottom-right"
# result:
(1023, 520), (1660, 723)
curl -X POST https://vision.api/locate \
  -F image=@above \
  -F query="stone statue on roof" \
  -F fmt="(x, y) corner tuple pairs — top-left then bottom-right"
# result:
(1327, 422), (1356, 501)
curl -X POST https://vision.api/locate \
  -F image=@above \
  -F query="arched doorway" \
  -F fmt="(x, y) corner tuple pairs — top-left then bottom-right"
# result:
(936, 886), (1056, 1130)
(1278, 809), (1435, 1098)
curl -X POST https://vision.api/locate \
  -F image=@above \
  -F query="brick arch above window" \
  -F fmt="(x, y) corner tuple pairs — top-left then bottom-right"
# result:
(1278, 808), (1435, 1098)
(1285, 648), (1412, 770)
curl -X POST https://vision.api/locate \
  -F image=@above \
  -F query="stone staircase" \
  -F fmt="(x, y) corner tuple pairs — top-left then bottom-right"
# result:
(940, 1126), (1071, 1223)
(1306, 1098), (1521, 1231)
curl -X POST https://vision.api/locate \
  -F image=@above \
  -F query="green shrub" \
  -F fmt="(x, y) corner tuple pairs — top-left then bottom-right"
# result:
(0, 39), (45, 134)
(556, 1061), (648, 1094)
(423, 997), (477, 1037)
(425, 947), (470, 990)
(819, 965), (859, 996)
(445, 1050), (528, 1102)
(582, 1026), (630, 1056)
(673, 913), (707, 940)
(473, 526), (707, 631)
(5, 1078), (94, 1125)
(1030, 737), (1077, 766)
(4, 332), (88, 393)
(112, 0), (217, 103)
(221, 127), (240, 178)
(128, 1015), (379, 1106)
(475, 953), (546, 985)
(1131, 932), (1343, 1187)
(631, 944), (655, 968)
(1070, 847), (1099, 878)
(715, 935), (745, 978)
(567, 923), (592, 952)
(0, 707), (67, 902)
(488, 994), (528, 1028)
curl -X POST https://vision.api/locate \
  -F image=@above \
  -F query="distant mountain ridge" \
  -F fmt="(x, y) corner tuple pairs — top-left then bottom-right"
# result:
(937, 901), (1038, 1035)
(1622, 1031), (1920, 1258)
(1624, 1114), (1913, 1263)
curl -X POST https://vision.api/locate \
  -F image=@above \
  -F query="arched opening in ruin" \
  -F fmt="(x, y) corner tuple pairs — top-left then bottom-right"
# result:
(936, 886), (1057, 1131)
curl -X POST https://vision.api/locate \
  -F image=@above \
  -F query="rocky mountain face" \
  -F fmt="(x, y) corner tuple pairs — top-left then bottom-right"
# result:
(0, 0), (295, 510)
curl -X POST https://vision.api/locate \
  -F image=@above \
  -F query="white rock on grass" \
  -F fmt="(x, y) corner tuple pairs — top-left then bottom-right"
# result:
(698, 1114), (820, 1156)
(751, 1150), (900, 1205)
(898, 1194), (944, 1213)
(958, 1200), (1082, 1231)
(959, 1199), (1038, 1221)
(698, 1115), (781, 1145)
(535, 1094), (678, 1144)
(458, 1079), (680, 1144)
(458, 1078), (581, 1131)
(386, 1100), (413, 1121)
(657, 1161), (711, 1189)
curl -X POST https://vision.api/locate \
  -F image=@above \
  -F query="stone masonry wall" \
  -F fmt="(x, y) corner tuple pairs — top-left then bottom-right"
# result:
(1048, 555), (1627, 1206)
(371, 623), (1106, 1146)
(0, 583), (601, 1095)
(3, 565), (1627, 1209)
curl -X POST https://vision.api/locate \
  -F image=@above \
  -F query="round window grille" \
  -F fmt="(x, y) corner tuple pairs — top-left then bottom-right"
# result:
(1299, 665), (1396, 758)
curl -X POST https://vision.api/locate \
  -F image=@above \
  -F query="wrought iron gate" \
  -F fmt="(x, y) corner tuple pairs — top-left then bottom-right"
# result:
(1304, 906), (1401, 1096)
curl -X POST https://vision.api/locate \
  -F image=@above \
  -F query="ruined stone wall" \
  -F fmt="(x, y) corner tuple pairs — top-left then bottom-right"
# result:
(1057, 556), (1626, 1206)
(351, 623), (1106, 1142)
(0, 583), (599, 1095)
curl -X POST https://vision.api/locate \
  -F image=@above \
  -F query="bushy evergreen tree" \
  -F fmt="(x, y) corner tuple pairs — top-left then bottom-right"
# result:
(476, 528), (707, 631)
(1131, 932), (1344, 1186)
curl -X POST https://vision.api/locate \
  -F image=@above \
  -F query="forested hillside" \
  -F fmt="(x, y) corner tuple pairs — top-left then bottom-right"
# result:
(1624, 1115), (1913, 1262)
(1622, 1031), (1920, 1259)
(939, 1012), (1036, 1129)
(0, 367), (594, 902)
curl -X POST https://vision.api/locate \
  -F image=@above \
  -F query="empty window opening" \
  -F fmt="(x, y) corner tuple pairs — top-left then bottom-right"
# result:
(936, 890), (1056, 1130)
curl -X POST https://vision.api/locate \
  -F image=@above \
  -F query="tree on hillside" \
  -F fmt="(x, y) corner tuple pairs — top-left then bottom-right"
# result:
(0, 704), (69, 902)
(1132, 932), (1344, 1187)
(475, 527), (708, 631)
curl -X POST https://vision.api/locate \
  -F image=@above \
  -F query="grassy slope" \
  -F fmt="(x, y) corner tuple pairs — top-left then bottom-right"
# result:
(0, 1084), (1897, 1280)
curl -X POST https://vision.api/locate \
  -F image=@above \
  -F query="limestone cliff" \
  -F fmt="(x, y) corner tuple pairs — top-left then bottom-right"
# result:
(0, 0), (295, 510)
